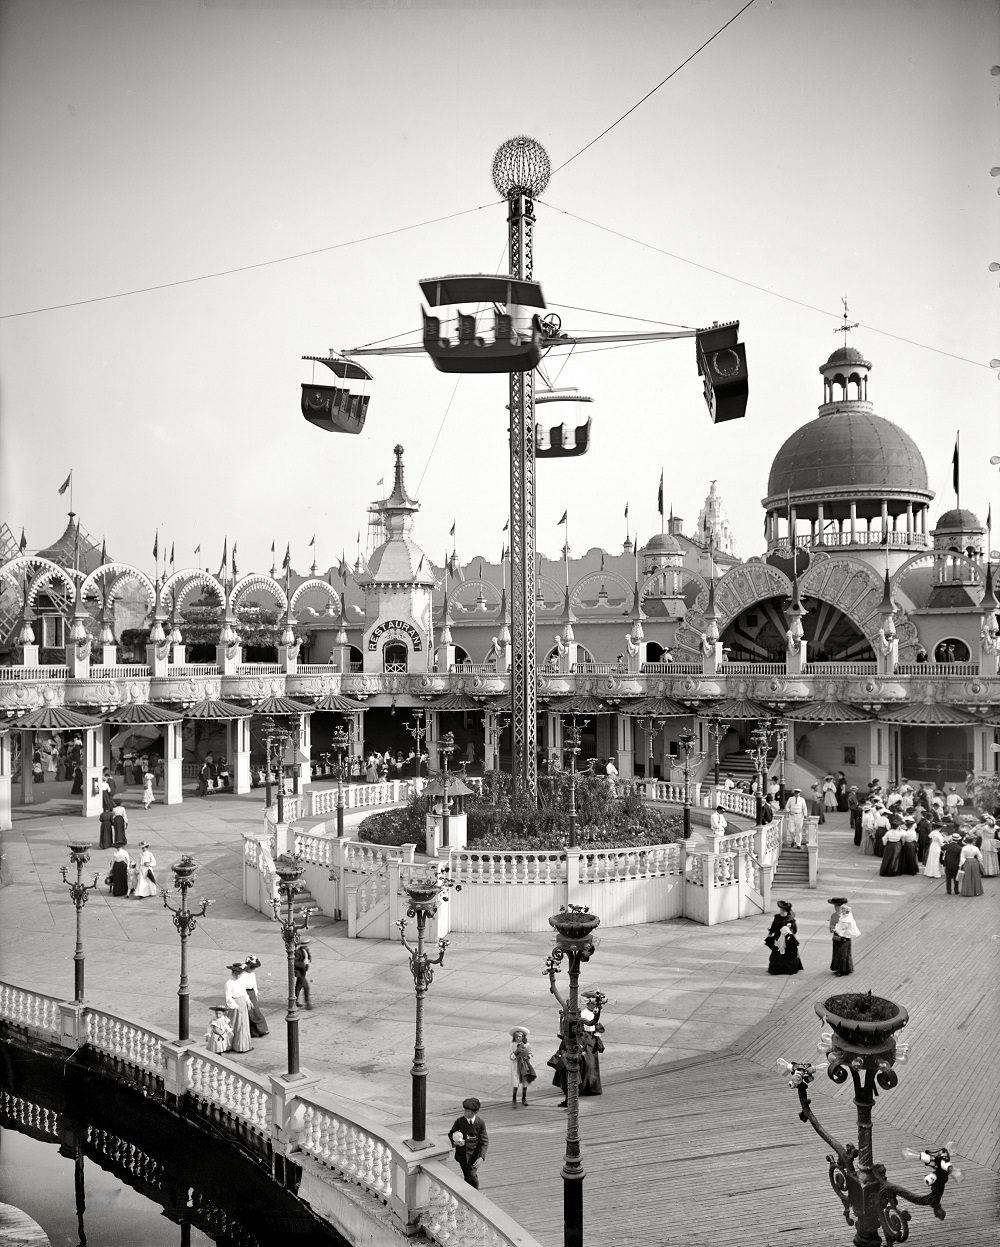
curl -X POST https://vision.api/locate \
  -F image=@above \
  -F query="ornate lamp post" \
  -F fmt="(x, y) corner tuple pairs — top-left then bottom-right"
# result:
(262, 718), (292, 823)
(396, 866), (456, 1148)
(60, 840), (99, 1003)
(777, 991), (961, 1246)
(544, 904), (601, 1247)
(705, 715), (730, 787)
(269, 853), (316, 1078)
(776, 724), (788, 807)
(405, 711), (427, 778)
(331, 724), (351, 838)
(439, 730), (456, 847)
(563, 718), (586, 848)
(161, 855), (213, 1042)
(289, 718), (303, 797)
(677, 728), (704, 840)
(747, 718), (773, 825)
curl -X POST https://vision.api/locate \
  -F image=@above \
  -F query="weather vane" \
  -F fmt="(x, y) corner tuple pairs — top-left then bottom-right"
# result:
(835, 296), (858, 343)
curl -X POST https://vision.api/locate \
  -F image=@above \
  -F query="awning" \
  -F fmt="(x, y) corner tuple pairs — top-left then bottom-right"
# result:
(100, 702), (185, 725)
(700, 697), (779, 720)
(548, 694), (609, 715)
(783, 701), (874, 724)
(435, 693), (485, 711)
(7, 705), (101, 731)
(182, 698), (253, 720)
(249, 695), (315, 716)
(311, 692), (368, 713)
(877, 702), (982, 727)
(625, 696), (692, 717)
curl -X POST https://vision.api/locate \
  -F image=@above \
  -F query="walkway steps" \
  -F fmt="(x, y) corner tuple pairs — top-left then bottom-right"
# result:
(771, 846), (809, 887)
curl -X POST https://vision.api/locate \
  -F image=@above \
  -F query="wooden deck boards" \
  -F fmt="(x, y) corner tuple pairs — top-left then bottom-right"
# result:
(485, 869), (1000, 1245)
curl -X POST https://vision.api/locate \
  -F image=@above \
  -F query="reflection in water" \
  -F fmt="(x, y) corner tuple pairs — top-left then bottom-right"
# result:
(0, 1049), (347, 1247)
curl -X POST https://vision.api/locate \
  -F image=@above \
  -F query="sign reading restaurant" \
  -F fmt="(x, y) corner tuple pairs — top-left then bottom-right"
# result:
(367, 619), (423, 652)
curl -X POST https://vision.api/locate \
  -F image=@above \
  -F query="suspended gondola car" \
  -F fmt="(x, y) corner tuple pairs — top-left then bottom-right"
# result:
(419, 274), (546, 374)
(695, 321), (748, 423)
(300, 353), (373, 435)
(535, 388), (593, 457)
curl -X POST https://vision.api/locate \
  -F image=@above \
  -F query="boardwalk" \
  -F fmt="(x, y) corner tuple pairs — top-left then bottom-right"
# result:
(1, 785), (998, 1245)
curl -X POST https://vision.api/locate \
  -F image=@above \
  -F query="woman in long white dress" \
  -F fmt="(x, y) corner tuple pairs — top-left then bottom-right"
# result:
(224, 963), (253, 1052)
(978, 817), (999, 877)
(923, 827), (945, 878)
(133, 843), (158, 898)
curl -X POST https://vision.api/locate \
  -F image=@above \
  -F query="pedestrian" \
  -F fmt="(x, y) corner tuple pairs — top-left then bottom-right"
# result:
(765, 900), (803, 975)
(579, 1008), (605, 1096)
(111, 800), (129, 846)
(873, 803), (890, 857)
(101, 768), (116, 809)
(848, 786), (862, 845)
(98, 802), (115, 850)
(979, 816), (999, 877)
(142, 768), (155, 809)
(294, 937), (312, 1009)
(958, 836), (985, 897)
(859, 803), (876, 855)
(132, 842), (158, 898)
(945, 786), (964, 819)
(898, 819), (919, 875)
(822, 775), (837, 812)
(447, 1097), (488, 1189)
(242, 955), (269, 1037)
(809, 782), (825, 825)
(710, 804), (728, 836)
(108, 844), (132, 897)
(835, 771), (849, 812)
(880, 822), (902, 876)
(915, 810), (932, 865)
(942, 834), (964, 895)
(204, 1005), (234, 1054)
(197, 759), (210, 797)
(828, 897), (857, 976)
(923, 824), (945, 878)
(784, 788), (808, 848)
(547, 1025), (569, 1107)
(509, 1026), (536, 1107)
(224, 962), (253, 1052)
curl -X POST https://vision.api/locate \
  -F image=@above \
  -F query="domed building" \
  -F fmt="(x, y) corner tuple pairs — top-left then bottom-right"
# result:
(762, 344), (934, 568)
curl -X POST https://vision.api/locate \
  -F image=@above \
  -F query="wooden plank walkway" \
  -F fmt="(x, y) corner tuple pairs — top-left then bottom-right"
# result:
(484, 866), (1000, 1246)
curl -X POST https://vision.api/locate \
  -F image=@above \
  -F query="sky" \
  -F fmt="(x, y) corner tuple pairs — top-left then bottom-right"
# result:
(1, 0), (998, 577)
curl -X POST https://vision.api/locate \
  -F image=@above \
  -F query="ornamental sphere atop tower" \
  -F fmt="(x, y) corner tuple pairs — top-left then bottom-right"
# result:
(492, 136), (551, 199)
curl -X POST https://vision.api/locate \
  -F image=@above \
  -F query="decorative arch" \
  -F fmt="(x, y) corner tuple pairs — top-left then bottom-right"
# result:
(0, 556), (77, 606)
(159, 570), (226, 613)
(799, 556), (887, 640)
(80, 564), (157, 611)
(693, 562), (792, 629)
(891, 550), (985, 612)
(570, 571), (632, 609)
(289, 578), (338, 615)
(231, 573), (290, 613)
(534, 577), (565, 609)
(446, 579), (503, 614)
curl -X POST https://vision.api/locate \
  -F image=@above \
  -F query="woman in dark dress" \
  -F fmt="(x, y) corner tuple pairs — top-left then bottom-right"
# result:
(98, 805), (114, 850)
(109, 845), (132, 897)
(835, 772), (849, 812)
(579, 1009), (605, 1096)
(765, 900), (803, 975)
(71, 764), (84, 796)
(829, 898), (857, 976)
(879, 826), (902, 876)
(548, 1030), (569, 1106)
(899, 821), (920, 875)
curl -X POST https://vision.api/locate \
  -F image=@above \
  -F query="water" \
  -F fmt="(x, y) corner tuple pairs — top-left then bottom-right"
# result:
(0, 1126), (214, 1246)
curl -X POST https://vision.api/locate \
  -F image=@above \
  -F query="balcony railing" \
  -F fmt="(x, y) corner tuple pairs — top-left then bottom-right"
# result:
(768, 530), (928, 551)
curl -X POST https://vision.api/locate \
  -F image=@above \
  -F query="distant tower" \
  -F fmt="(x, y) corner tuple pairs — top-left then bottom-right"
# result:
(695, 480), (736, 556)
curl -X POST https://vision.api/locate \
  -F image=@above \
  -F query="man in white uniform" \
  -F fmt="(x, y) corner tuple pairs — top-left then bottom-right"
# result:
(784, 787), (808, 848)
(710, 804), (728, 835)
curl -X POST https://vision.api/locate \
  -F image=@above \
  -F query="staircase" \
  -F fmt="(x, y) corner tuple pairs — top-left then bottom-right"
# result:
(771, 843), (809, 887)
(717, 749), (777, 788)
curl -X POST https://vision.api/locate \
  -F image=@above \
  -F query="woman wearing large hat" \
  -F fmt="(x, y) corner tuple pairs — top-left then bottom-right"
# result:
(764, 900), (803, 975)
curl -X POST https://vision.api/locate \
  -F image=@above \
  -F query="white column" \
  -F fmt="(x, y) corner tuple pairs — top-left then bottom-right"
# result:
(849, 502), (857, 543)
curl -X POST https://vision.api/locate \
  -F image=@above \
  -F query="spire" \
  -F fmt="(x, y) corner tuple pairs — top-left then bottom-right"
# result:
(981, 559), (998, 613)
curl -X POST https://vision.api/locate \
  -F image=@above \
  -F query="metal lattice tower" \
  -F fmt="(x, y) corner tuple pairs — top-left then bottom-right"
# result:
(493, 137), (551, 804)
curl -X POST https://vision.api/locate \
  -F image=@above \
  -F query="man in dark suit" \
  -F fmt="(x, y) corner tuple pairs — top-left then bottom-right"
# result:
(942, 834), (964, 895)
(448, 1097), (488, 1188)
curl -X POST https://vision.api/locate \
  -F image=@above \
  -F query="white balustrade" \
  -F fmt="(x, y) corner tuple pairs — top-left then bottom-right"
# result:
(188, 1053), (270, 1138)
(237, 663), (283, 675)
(166, 663), (222, 676)
(0, 984), (61, 1036)
(640, 662), (702, 674)
(357, 871), (390, 915)
(89, 664), (150, 679)
(803, 662), (878, 675)
(2, 665), (68, 680)
(423, 1174), (522, 1247)
(86, 1011), (166, 1075)
(717, 789), (756, 818)
(293, 832), (334, 867)
(894, 662), (979, 677)
(298, 1104), (393, 1198)
(449, 850), (567, 885)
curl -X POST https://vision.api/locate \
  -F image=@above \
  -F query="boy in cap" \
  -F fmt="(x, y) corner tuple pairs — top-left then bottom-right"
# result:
(448, 1097), (489, 1187)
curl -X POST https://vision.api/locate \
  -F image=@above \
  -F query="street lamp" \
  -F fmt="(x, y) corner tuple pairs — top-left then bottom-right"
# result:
(405, 711), (427, 778)
(397, 865), (457, 1149)
(331, 724), (351, 838)
(777, 991), (961, 1245)
(776, 724), (787, 807)
(747, 718), (773, 825)
(60, 840), (99, 1003)
(678, 728), (704, 840)
(439, 731), (456, 847)
(161, 855), (214, 1042)
(705, 716), (730, 787)
(563, 718), (586, 848)
(544, 904), (601, 1247)
(269, 853), (317, 1078)
(262, 718), (292, 824)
